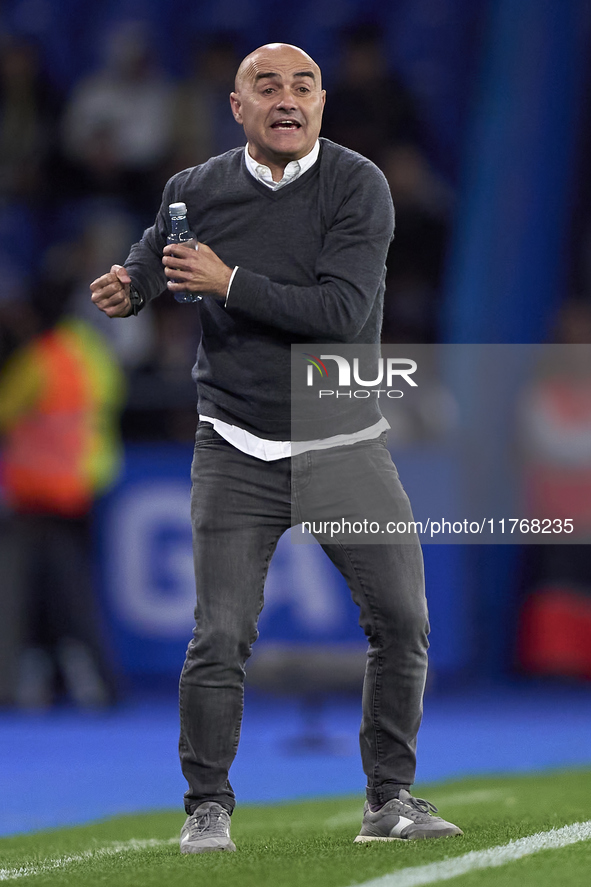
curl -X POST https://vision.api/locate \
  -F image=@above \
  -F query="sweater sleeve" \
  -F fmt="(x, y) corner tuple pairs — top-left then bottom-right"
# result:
(225, 159), (394, 342)
(123, 178), (177, 304)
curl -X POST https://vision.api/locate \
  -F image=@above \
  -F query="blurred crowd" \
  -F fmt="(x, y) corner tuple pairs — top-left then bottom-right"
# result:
(0, 20), (456, 708)
(3, 13), (591, 708)
(0, 23), (455, 445)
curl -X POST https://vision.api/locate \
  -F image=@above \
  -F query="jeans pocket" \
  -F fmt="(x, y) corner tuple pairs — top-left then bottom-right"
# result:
(194, 422), (221, 446)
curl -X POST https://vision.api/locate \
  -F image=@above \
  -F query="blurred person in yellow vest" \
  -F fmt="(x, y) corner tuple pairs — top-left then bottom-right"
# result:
(0, 288), (125, 707)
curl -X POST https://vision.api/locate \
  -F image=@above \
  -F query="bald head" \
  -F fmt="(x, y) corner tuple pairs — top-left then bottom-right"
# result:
(235, 43), (322, 93)
(230, 43), (326, 178)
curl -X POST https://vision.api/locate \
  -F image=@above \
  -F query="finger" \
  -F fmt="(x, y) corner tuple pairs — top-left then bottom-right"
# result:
(95, 292), (131, 316)
(91, 286), (128, 309)
(162, 258), (195, 274)
(91, 281), (124, 303)
(164, 266), (194, 282)
(166, 280), (195, 293)
(162, 251), (195, 267)
(163, 245), (182, 258)
(114, 266), (131, 285)
(90, 271), (117, 292)
(103, 300), (131, 317)
(163, 243), (198, 256)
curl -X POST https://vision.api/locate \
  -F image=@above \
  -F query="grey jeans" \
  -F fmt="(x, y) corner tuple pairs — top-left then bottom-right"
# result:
(179, 422), (429, 814)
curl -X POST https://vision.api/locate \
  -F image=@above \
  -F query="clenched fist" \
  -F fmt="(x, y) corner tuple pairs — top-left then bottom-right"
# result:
(90, 265), (133, 317)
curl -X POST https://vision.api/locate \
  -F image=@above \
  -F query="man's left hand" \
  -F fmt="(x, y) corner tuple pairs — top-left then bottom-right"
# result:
(162, 243), (233, 300)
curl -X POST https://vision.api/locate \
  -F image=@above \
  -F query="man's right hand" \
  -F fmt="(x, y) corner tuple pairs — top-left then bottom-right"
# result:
(90, 264), (132, 317)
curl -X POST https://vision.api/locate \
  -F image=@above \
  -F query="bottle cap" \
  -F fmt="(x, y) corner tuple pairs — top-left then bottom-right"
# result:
(169, 202), (187, 217)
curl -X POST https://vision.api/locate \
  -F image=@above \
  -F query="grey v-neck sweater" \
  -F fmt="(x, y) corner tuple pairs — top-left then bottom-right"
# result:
(125, 138), (394, 440)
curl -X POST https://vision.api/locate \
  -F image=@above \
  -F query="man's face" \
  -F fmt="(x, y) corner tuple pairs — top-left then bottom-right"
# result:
(230, 44), (326, 168)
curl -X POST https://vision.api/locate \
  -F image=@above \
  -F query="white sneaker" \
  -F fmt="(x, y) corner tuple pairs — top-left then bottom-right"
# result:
(180, 801), (236, 853)
(354, 790), (463, 842)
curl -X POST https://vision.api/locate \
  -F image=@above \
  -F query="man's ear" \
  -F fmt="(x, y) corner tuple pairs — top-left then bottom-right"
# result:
(230, 93), (242, 124)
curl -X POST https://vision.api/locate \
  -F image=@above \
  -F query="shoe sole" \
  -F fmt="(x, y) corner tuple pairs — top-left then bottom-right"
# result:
(354, 829), (463, 843)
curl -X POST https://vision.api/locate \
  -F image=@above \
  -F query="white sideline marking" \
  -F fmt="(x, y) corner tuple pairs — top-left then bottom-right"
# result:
(355, 820), (591, 887)
(0, 837), (177, 881)
(3, 818), (590, 882)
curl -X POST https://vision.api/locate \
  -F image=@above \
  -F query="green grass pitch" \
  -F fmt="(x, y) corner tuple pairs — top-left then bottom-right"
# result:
(1, 769), (591, 886)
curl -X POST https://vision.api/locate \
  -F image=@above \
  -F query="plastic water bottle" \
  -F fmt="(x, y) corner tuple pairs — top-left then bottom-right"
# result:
(167, 202), (201, 303)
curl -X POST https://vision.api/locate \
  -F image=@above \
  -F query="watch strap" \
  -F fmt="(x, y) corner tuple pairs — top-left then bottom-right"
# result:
(128, 283), (145, 316)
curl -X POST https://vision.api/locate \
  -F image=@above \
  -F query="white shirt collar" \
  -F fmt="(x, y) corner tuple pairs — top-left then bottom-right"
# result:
(244, 140), (320, 190)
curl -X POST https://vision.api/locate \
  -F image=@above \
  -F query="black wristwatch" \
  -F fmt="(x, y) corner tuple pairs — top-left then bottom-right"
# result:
(128, 284), (145, 316)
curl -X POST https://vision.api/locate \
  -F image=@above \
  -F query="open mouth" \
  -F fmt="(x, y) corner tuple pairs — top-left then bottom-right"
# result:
(271, 119), (301, 130)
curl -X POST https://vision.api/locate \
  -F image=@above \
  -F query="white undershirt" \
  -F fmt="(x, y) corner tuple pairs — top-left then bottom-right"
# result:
(202, 140), (389, 461)
(199, 415), (390, 461)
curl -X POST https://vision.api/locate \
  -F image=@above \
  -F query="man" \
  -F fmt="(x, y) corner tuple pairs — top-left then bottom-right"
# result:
(0, 291), (124, 707)
(90, 43), (462, 852)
